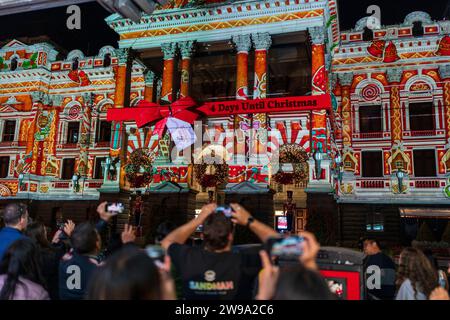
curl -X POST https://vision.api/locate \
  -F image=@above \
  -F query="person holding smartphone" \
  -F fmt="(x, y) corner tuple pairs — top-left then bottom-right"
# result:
(161, 203), (278, 300)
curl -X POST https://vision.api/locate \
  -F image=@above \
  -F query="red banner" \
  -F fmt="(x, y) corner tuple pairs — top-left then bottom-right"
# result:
(197, 94), (331, 117)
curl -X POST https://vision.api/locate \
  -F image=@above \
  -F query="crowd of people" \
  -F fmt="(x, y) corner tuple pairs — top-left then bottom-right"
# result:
(0, 201), (449, 300)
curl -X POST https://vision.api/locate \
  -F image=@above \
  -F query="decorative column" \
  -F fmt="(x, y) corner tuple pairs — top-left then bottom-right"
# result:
(309, 27), (329, 155)
(251, 33), (272, 162)
(439, 65), (450, 142)
(144, 71), (156, 102)
(387, 68), (403, 145)
(114, 48), (129, 109)
(78, 93), (94, 177)
(338, 73), (354, 147)
(232, 34), (252, 164)
(179, 40), (195, 98)
(160, 42), (177, 103)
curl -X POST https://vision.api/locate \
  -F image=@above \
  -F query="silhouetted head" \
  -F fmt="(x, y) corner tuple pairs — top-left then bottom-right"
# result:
(86, 247), (163, 300)
(2, 203), (28, 231)
(203, 213), (234, 251)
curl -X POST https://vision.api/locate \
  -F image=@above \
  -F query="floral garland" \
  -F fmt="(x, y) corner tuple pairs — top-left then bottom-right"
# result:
(273, 144), (308, 185)
(125, 148), (154, 188)
(194, 163), (228, 188)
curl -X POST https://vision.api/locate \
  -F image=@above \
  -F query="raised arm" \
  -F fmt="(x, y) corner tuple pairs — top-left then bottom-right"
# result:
(161, 203), (217, 251)
(230, 203), (278, 243)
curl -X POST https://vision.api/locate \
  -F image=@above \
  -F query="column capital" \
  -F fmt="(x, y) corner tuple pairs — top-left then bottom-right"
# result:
(439, 65), (450, 80)
(252, 33), (272, 50)
(82, 92), (94, 106)
(31, 91), (46, 103)
(232, 34), (252, 53)
(386, 68), (403, 84)
(308, 26), (325, 45)
(145, 71), (156, 85)
(115, 48), (130, 65)
(161, 42), (177, 60)
(338, 73), (354, 87)
(179, 40), (196, 59)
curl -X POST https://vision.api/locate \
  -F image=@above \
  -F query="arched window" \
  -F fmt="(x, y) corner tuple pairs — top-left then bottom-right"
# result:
(72, 57), (79, 71)
(10, 57), (18, 71)
(412, 21), (424, 37)
(362, 27), (373, 41)
(103, 53), (111, 67)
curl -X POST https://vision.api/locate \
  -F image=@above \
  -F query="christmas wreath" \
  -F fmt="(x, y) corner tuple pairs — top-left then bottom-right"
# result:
(194, 163), (228, 188)
(273, 144), (308, 185)
(125, 148), (155, 188)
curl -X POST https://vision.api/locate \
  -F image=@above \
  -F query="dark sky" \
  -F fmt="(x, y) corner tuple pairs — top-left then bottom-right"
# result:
(0, 0), (448, 55)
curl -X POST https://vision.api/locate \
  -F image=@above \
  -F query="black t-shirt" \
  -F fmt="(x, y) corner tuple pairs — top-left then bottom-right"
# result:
(168, 243), (261, 300)
(364, 252), (397, 300)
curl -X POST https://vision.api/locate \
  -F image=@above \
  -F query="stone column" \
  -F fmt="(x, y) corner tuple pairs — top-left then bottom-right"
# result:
(338, 73), (354, 147)
(309, 27), (329, 154)
(160, 43), (177, 103)
(144, 71), (156, 102)
(232, 34), (252, 164)
(439, 65), (450, 142)
(114, 48), (129, 109)
(386, 68), (403, 145)
(251, 33), (271, 163)
(179, 40), (195, 98)
(78, 93), (94, 177)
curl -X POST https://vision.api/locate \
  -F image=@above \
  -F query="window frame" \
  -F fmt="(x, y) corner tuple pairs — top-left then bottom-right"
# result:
(2, 120), (16, 142)
(412, 149), (437, 177)
(361, 150), (384, 178)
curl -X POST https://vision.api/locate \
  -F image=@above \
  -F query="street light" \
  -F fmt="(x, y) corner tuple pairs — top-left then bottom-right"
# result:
(18, 173), (25, 191)
(72, 173), (80, 192)
(334, 154), (343, 183)
(396, 169), (405, 194)
(313, 150), (323, 180)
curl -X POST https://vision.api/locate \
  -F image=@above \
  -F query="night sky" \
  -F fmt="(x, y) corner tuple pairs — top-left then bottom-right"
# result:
(0, 0), (448, 55)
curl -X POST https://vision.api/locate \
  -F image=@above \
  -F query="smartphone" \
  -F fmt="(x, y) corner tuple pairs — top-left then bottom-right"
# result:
(214, 205), (234, 218)
(266, 235), (305, 260)
(145, 245), (165, 268)
(106, 202), (124, 215)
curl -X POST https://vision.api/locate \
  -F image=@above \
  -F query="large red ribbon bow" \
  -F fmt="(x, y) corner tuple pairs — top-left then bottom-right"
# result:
(107, 97), (198, 138)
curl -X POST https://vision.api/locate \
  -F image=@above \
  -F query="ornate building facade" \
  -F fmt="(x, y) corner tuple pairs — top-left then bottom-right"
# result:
(0, 1), (449, 245)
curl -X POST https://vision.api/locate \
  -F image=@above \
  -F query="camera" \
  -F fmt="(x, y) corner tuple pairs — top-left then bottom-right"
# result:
(106, 202), (124, 215)
(214, 205), (234, 218)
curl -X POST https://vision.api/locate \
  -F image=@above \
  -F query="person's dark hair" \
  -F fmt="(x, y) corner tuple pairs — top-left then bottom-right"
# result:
(25, 222), (50, 249)
(2, 203), (27, 226)
(363, 238), (381, 249)
(397, 247), (439, 298)
(422, 249), (439, 270)
(70, 222), (99, 255)
(86, 247), (162, 300)
(0, 238), (45, 300)
(274, 265), (336, 300)
(203, 213), (234, 251)
(155, 221), (176, 243)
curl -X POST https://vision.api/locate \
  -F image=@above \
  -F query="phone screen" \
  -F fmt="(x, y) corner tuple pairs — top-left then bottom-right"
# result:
(266, 236), (305, 260)
(107, 203), (124, 215)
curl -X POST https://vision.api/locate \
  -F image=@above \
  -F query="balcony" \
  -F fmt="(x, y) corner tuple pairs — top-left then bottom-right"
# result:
(359, 179), (385, 189)
(410, 130), (436, 137)
(358, 132), (383, 139)
(414, 179), (440, 188)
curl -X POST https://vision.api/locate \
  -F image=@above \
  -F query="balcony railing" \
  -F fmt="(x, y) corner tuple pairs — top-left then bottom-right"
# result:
(414, 179), (440, 188)
(359, 132), (383, 139)
(410, 130), (436, 137)
(360, 180), (385, 188)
